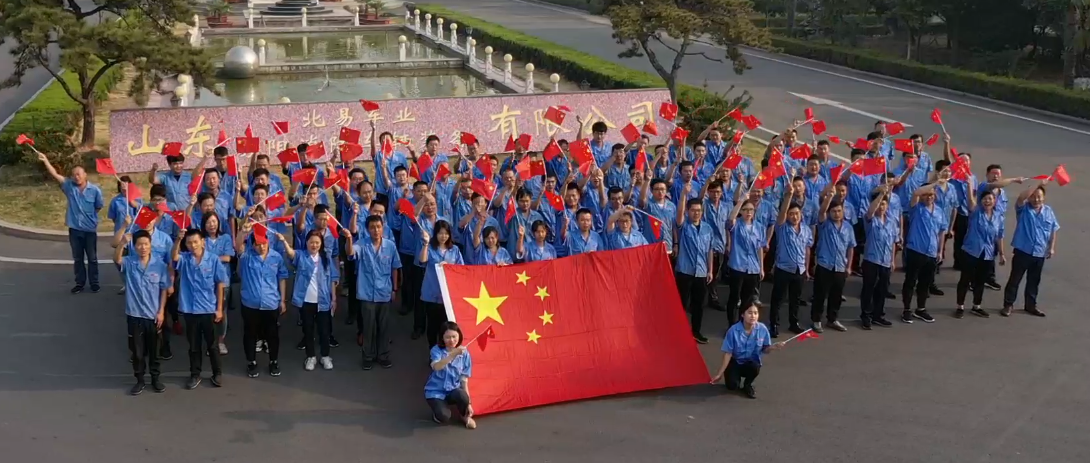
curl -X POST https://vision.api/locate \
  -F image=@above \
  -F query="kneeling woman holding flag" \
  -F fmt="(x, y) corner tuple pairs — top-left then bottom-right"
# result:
(711, 304), (786, 399)
(426, 322), (476, 429)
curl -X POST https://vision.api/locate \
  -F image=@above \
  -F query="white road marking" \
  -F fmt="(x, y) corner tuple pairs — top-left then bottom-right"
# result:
(0, 256), (107, 265)
(789, 92), (912, 126)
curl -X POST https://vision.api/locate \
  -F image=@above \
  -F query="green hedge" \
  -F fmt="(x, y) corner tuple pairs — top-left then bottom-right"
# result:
(0, 64), (124, 166)
(772, 37), (1090, 120)
(416, 4), (747, 134)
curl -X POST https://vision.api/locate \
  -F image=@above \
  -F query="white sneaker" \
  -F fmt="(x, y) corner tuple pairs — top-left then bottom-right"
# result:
(255, 341), (264, 353)
(218, 342), (228, 355)
(304, 357), (317, 371)
(117, 285), (126, 295)
(320, 356), (333, 370)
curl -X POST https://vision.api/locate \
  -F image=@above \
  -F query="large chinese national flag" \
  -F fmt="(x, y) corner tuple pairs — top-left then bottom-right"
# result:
(437, 244), (710, 415)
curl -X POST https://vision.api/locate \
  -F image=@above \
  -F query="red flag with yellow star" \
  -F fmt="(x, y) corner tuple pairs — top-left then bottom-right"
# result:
(436, 245), (710, 415)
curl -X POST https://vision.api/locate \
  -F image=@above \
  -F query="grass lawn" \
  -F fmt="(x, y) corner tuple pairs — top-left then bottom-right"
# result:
(0, 142), (767, 232)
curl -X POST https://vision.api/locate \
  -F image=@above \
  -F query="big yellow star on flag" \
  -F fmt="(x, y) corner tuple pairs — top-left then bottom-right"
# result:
(539, 310), (554, 325)
(516, 271), (531, 285)
(535, 286), (549, 301)
(463, 282), (507, 325)
(526, 329), (541, 344)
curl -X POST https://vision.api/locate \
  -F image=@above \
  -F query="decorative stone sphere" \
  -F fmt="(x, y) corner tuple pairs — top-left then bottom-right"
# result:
(398, 35), (407, 43)
(385, 93), (396, 99)
(469, 38), (476, 46)
(450, 23), (457, 30)
(503, 54), (512, 62)
(174, 85), (189, 98)
(414, 9), (420, 15)
(301, 7), (307, 13)
(177, 74), (192, 85)
(350, 5), (358, 12)
(484, 46), (493, 54)
(525, 63), (535, 72)
(278, 97), (291, 103)
(436, 18), (443, 24)
(257, 39), (266, 47)
(549, 73), (560, 83)
(222, 46), (259, 79)
(425, 13), (431, 19)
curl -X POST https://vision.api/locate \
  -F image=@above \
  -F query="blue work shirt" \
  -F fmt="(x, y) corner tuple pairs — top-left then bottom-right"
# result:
(847, 174), (876, 220)
(291, 251), (339, 311)
(351, 238), (402, 302)
(728, 220), (766, 274)
(565, 229), (604, 255)
(703, 198), (731, 254)
(774, 222), (813, 274)
(411, 215), (448, 268)
(977, 181), (1010, 217)
(607, 230), (648, 250)
(155, 172), (193, 211)
(643, 199), (676, 249)
(863, 216), (899, 268)
(721, 322), (772, 366)
(815, 218), (856, 272)
(425, 345), (472, 400)
(579, 184), (604, 230)
(905, 203), (948, 258)
(420, 246), (464, 304)
(676, 219), (714, 277)
(239, 248), (289, 310)
(62, 179), (103, 232)
(553, 208), (579, 258)
(374, 151), (409, 197)
(754, 199), (779, 230)
(523, 241), (557, 262)
(952, 174), (978, 216)
(603, 163), (631, 191)
(934, 183), (958, 223)
(803, 175), (828, 206)
(204, 234), (235, 276)
(1011, 203), (1060, 258)
(385, 184), (410, 232)
(962, 208), (1004, 261)
(505, 209), (546, 259)
(121, 255), (171, 320)
(670, 179), (703, 206)
(129, 228), (174, 265)
(475, 245), (513, 266)
(460, 215), (500, 264)
(175, 251), (229, 315)
(107, 194), (137, 233)
(590, 140), (611, 166)
(893, 158), (933, 210)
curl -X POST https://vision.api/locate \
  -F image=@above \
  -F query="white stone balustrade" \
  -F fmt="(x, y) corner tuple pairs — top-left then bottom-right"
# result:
(503, 54), (512, 84)
(550, 73), (561, 93)
(398, 35), (407, 62)
(301, 7), (308, 27)
(525, 63), (535, 94)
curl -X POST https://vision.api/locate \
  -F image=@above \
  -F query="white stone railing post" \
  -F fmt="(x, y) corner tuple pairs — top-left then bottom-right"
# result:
(258, 39), (267, 65)
(425, 14), (432, 35)
(469, 38), (476, 61)
(353, 6), (360, 26)
(449, 23), (458, 49)
(525, 63), (535, 94)
(301, 7), (308, 27)
(436, 18), (444, 41)
(503, 54), (512, 84)
(247, 9), (254, 28)
(484, 46), (493, 76)
(398, 35), (407, 61)
(550, 73), (561, 92)
(405, 9), (411, 22)
(414, 9), (421, 30)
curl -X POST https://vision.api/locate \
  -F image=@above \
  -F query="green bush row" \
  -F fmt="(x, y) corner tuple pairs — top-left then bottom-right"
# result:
(416, 5), (747, 135)
(0, 63), (124, 166)
(772, 37), (1090, 120)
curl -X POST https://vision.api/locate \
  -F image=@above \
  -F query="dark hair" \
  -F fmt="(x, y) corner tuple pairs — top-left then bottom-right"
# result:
(685, 198), (702, 210)
(201, 211), (220, 237)
(986, 164), (1002, 173)
(611, 143), (625, 152)
(166, 155), (185, 164)
(297, 143), (309, 154)
(679, 160), (694, 170)
(412, 180), (428, 190)
(379, 131), (393, 141)
(909, 134), (922, 141)
(132, 229), (151, 243)
(213, 146), (229, 157)
(866, 131), (882, 141)
(314, 204), (331, 216)
(252, 167), (270, 179)
(149, 184), (167, 200)
(482, 226), (500, 246)
(252, 184), (269, 196)
(566, 181), (581, 193)
(707, 180), (723, 191)
(607, 186), (624, 198)
(394, 165), (407, 175)
(365, 215), (384, 229)
(787, 202), (802, 212)
(116, 175), (132, 193)
(255, 154), (269, 162)
(530, 220), (548, 235)
(575, 207), (593, 219)
(355, 179), (374, 194)
(591, 121), (608, 133)
(304, 229), (330, 269)
(202, 167), (219, 181)
(828, 200), (844, 210)
(425, 134), (440, 145)
(935, 160), (951, 171)
(197, 192), (214, 205)
(817, 140), (830, 147)
(349, 167), (365, 179)
(182, 228), (203, 249)
(437, 321), (464, 348)
(875, 120), (886, 127)
(430, 220), (454, 250)
(516, 187), (533, 201)
(650, 179), (667, 190)
(850, 148), (866, 158)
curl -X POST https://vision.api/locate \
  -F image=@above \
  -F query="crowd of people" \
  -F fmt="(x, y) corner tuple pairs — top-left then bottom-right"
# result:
(37, 108), (1060, 424)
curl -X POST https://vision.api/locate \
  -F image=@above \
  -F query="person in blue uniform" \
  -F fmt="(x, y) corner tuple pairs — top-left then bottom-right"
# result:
(202, 212), (235, 356)
(426, 322), (476, 429)
(859, 185), (899, 329)
(675, 194), (715, 344)
(114, 230), (171, 395)
(605, 207), (648, 250)
(955, 182), (1005, 318)
(709, 304), (785, 399)
(725, 185), (766, 327)
(516, 220), (557, 262)
(561, 208), (604, 255)
(418, 221), (464, 346)
(36, 151), (104, 294)
(473, 224), (513, 266)
(284, 230), (340, 371)
(901, 182), (948, 324)
(234, 222), (290, 379)
(348, 215), (403, 370)
(1002, 179), (1059, 317)
(171, 228), (229, 390)
(768, 183), (813, 338)
(810, 185), (856, 333)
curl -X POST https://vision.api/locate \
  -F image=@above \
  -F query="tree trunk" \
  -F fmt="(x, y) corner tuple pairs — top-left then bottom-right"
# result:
(667, 77), (677, 105)
(906, 31), (912, 60)
(80, 100), (96, 149)
(1062, 4), (1077, 89)
(786, 0), (797, 34)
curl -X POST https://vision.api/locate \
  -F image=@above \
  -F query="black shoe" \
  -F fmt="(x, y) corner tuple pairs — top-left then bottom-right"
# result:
(269, 361), (281, 377)
(345, 317), (354, 326)
(330, 337), (340, 348)
(970, 308), (990, 318)
(873, 317), (893, 327)
(913, 309), (935, 323)
(70, 285), (84, 294)
(929, 285), (945, 296)
(210, 374), (223, 387)
(130, 381), (145, 396)
(410, 330), (423, 340)
(861, 320), (873, 330)
(743, 385), (757, 399)
(788, 324), (804, 335)
(1000, 306), (1013, 317)
(1025, 308), (1046, 317)
(151, 377), (165, 393)
(159, 350), (173, 361)
(984, 280), (1001, 291)
(397, 306), (411, 316)
(378, 359), (393, 369)
(185, 375), (201, 390)
(362, 359), (375, 371)
(693, 333), (709, 344)
(246, 362), (259, 378)
(797, 298), (808, 307)
(90, 284), (101, 293)
(770, 325), (780, 338)
(900, 312), (914, 324)
(296, 339), (306, 350)
(296, 318), (302, 326)
(841, 295), (847, 302)
(886, 291), (896, 299)
(954, 308), (965, 319)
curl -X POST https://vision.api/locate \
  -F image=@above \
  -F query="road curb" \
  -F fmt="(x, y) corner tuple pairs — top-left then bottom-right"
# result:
(0, 217), (111, 243)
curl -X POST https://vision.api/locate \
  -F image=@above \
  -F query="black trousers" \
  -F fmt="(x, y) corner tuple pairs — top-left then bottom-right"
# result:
(422, 301), (449, 346)
(343, 237), (360, 327)
(763, 233), (778, 276)
(952, 214), (969, 269)
(675, 272), (708, 335)
(852, 221), (866, 273)
(360, 301), (392, 362)
(242, 306), (280, 363)
(725, 358), (760, 389)
(427, 387), (471, 424)
(182, 313), (221, 376)
(859, 260), (891, 322)
(726, 270), (761, 326)
(1004, 249), (1045, 310)
(160, 280), (181, 357)
(400, 254), (421, 317)
(811, 265), (847, 323)
(127, 316), (160, 380)
(956, 251), (990, 306)
(299, 303), (332, 358)
(769, 268), (804, 327)
(902, 249), (938, 311)
(707, 252), (725, 304)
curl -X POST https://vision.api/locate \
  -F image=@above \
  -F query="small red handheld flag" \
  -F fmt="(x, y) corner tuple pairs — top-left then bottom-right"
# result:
(830, 164), (845, 183)
(475, 156), (494, 180)
(95, 158), (116, 175)
(854, 138), (870, 150)
(931, 108), (944, 126)
(742, 115), (762, 131)
(269, 215), (293, 224)
(460, 132), (478, 146)
(272, 121), (289, 136)
(470, 178), (496, 200)
(516, 156), (532, 181)
(244, 123), (254, 138)
(886, 122), (906, 136)
(804, 107), (814, 121)
(828, 135), (841, 145)
(187, 174), (203, 196)
(166, 210), (190, 229)
(862, 157), (886, 176)
(659, 102), (678, 122)
(634, 146), (647, 172)
(381, 138), (394, 157)
(339, 126), (361, 144)
(126, 182), (142, 204)
(15, 134), (34, 145)
(796, 330), (820, 342)
(620, 123), (641, 144)
(670, 127), (690, 143)
(276, 148), (299, 165)
(725, 108), (743, 121)
(397, 198), (418, 224)
(811, 120), (827, 136)
(475, 325), (496, 351)
(516, 133), (533, 151)
(360, 100), (380, 112)
(544, 190), (564, 212)
(925, 133), (940, 146)
(162, 142), (182, 156)
(542, 139), (562, 161)
(504, 135), (516, 152)
(408, 163), (421, 180)
(434, 163), (451, 181)
(731, 130), (744, 145)
(724, 152), (743, 170)
(647, 214), (664, 240)
(1031, 174), (1051, 180)
(504, 196), (516, 224)
(569, 139), (594, 166)
(264, 191), (287, 211)
(544, 106), (566, 126)
(323, 169), (348, 190)
(642, 121), (659, 136)
(906, 157), (918, 170)
(894, 138), (913, 153)
(416, 152), (434, 174)
(1052, 165), (1071, 186)
(790, 143), (813, 161)
(291, 168), (317, 185)
(226, 155), (238, 177)
(530, 159), (547, 177)
(134, 207), (157, 230)
(253, 223), (269, 245)
(340, 142), (364, 163)
(236, 137), (260, 154)
(306, 142), (326, 160)
(215, 129), (230, 148)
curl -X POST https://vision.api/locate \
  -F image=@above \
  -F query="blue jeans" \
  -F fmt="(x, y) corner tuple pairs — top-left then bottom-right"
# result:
(68, 228), (98, 286)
